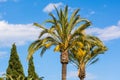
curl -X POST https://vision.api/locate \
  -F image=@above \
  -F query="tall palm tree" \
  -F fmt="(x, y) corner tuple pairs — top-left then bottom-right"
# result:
(69, 35), (107, 80)
(27, 6), (91, 80)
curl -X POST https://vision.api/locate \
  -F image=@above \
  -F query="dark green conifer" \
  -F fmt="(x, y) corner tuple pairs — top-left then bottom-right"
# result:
(27, 56), (39, 80)
(6, 43), (25, 80)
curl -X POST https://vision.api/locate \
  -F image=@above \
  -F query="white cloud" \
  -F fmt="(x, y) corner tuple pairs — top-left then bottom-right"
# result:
(43, 2), (63, 13)
(1, 19), (119, 47)
(0, 0), (7, 2)
(85, 10), (96, 18)
(67, 71), (96, 80)
(86, 72), (97, 80)
(0, 20), (41, 47)
(0, 71), (6, 77)
(0, 72), (4, 75)
(86, 20), (120, 41)
(0, 51), (7, 58)
(67, 71), (77, 79)
(68, 7), (76, 13)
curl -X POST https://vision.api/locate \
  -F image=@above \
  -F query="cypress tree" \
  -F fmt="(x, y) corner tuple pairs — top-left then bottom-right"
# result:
(27, 56), (39, 80)
(6, 43), (25, 80)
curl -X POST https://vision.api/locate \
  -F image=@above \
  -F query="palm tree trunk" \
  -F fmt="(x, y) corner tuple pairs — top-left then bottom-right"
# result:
(61, 50), (69, 80)
(80, 78), (84, 80)
(78, 63), (85, 80)
(62, 63), (67, 80)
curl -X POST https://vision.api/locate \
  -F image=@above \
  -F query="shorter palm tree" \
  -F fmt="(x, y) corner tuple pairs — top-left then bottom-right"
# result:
(69, 35), (107, 80)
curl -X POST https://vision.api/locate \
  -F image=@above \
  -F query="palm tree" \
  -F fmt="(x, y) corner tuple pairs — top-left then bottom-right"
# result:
(27, 6), (91, 80)
(69, 35), (107, 80)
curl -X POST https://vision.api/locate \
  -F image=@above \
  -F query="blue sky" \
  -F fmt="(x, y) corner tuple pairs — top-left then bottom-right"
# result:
(0, 0), (120, 80)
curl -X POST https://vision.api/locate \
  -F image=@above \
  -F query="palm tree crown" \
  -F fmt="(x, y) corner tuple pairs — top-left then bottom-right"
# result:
(69, 35), (107, 80)
(27, 5), (91, 80)
(28, 6), (91, 60)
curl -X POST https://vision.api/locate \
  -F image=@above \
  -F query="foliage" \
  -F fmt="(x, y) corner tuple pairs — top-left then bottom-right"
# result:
(6, 43), (25, 80)
(27, 5), (91, 80)
(0, 77), (4, 80)
(69, 35), (107, 80)
(27, 5), (91, 61)
(27, 56), (40, 80)
(69, 35), (107, 67)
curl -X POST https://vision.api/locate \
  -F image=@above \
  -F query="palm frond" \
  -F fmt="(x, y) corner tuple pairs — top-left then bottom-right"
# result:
(54, 24), (62, 39)
(88, 58), (99, 66)
(49, 13), (57, 25)
(45, 19), (55, 24)
(34, 23), (46, 30)
(40, 47), (48, 57)
(28, 40), (42, 60)
(69, 52), (79, 68)
(43, 36), (60, 44)
(64, 5), (68, 21)
(54, 5), (60, 20)
(69, 9), (80, 24)
(75, 21), (91, 33)
(54, 45), (60, 52)
(67, 9), (80, 35)
(39, 29), (48, 38)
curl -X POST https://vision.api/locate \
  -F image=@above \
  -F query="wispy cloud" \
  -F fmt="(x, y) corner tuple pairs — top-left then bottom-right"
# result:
(90, 11), (95, 15)
(86, 72), (97, 80)
(0, 0), (19, 3)
(67, 71), (77, 79)
(85, 10), (96, 18)
(67, 71), (96, 80)
(0, 51), (7, 58)
(43, 2), (63, 13)
(0, 0), (7, 2)
(0, 20), (41, 47)
(86, 20), (120, 41)
(0, 71), (5, 77)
